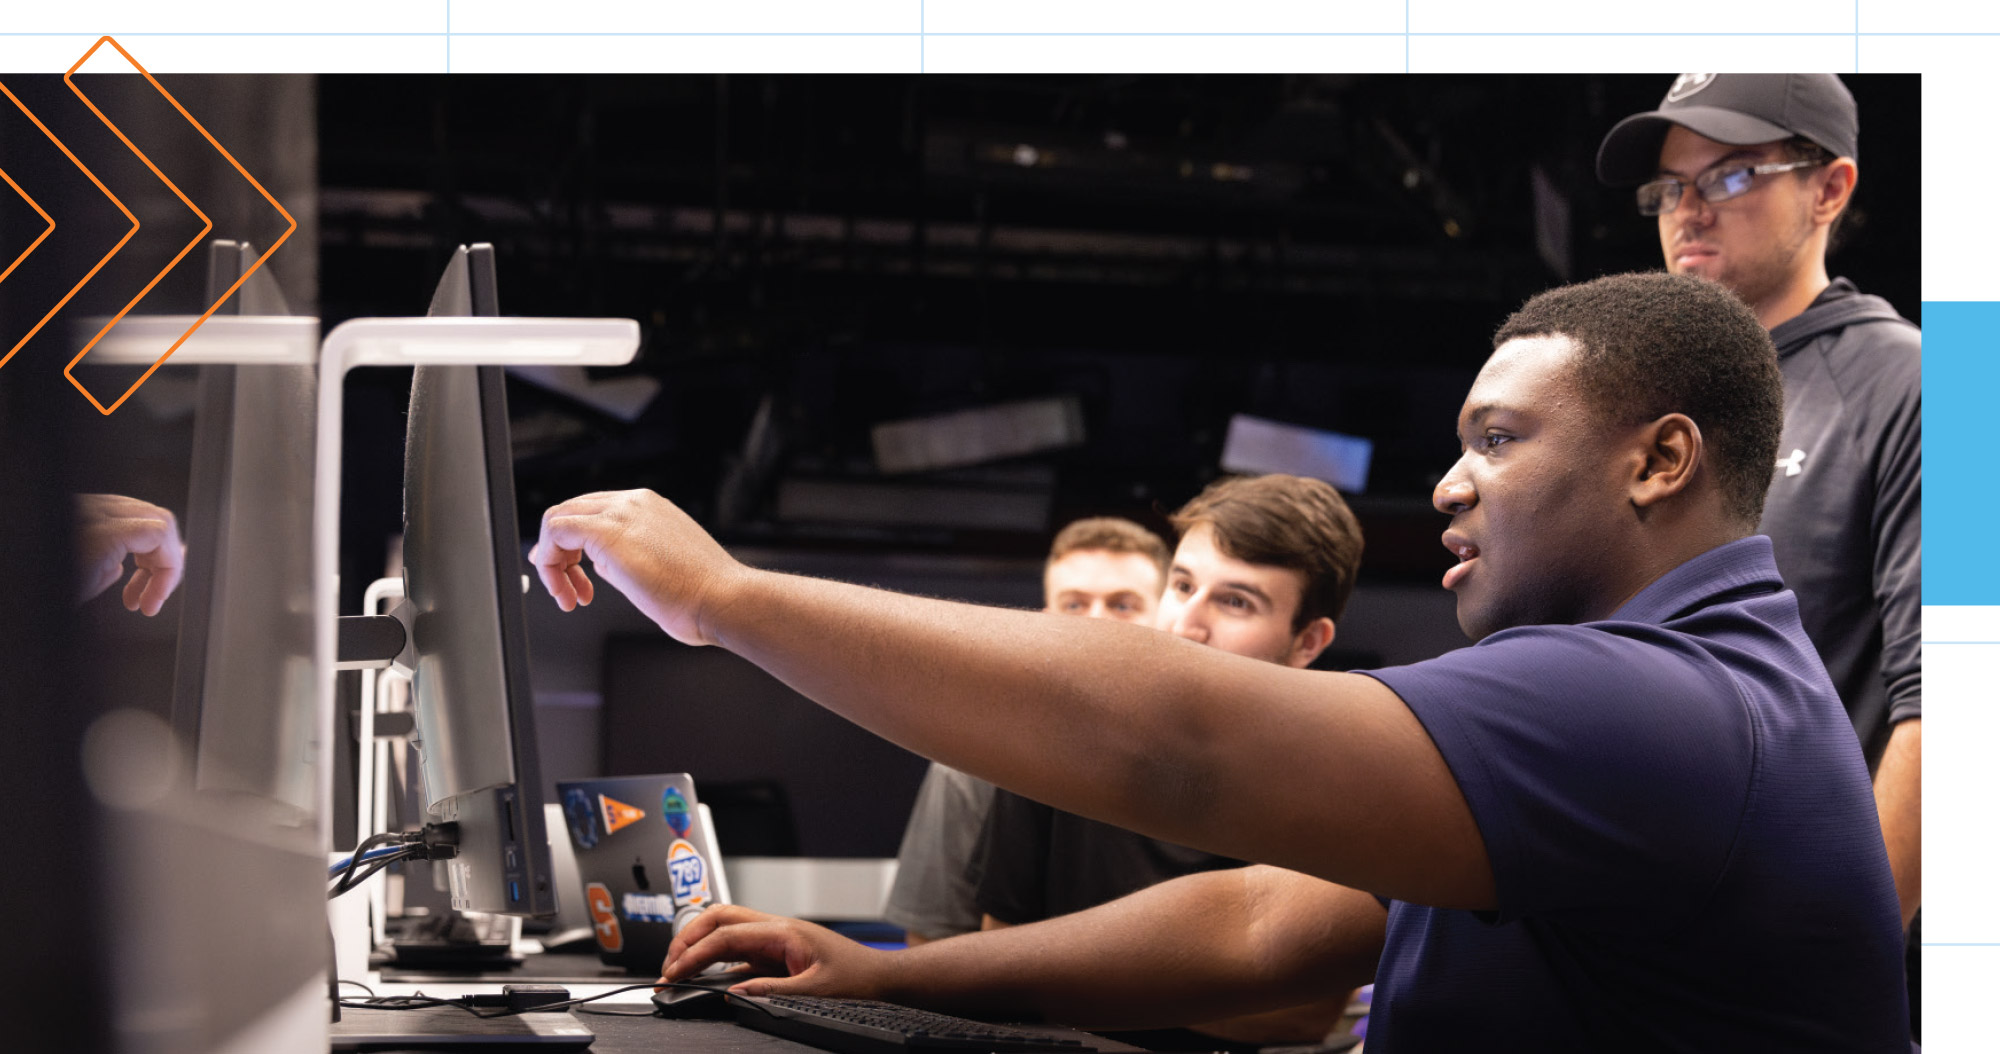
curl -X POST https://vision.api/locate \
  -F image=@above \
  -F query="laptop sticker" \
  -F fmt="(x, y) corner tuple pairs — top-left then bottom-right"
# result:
(600, 793), (647, 836)
(667, 838), (710, 908)
(623, 891), (675, 923)
(585, 882), (622, 952)
(662, 787), (692, 836)
(563, 787), (600, 849)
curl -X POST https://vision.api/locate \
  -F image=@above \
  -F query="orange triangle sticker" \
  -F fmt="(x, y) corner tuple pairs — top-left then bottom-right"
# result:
(600, 794), (646, 836)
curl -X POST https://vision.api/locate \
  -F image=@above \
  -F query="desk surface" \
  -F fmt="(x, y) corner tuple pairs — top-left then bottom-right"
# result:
(378, 949), (650, 986)
(360, 950), (1146, 1054)
(335, 1008), (856, 1054)
(577, 1013), (1145, 1054)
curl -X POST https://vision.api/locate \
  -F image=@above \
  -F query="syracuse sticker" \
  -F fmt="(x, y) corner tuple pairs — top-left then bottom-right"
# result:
(584, 881), (621, 952)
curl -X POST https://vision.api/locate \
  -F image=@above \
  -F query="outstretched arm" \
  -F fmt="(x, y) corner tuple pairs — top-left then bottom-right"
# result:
(663, 866), (1386, 1028)
(533, 490), (1490, 908)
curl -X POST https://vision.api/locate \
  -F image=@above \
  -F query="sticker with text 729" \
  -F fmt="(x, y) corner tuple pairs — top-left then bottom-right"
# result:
(667, 839), (709, 907)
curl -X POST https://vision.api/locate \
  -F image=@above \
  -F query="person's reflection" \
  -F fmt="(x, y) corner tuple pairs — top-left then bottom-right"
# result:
(74, 494), (184, 616)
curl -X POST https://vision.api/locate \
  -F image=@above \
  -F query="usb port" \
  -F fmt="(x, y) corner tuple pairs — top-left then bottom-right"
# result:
(509, 881), (521, 903)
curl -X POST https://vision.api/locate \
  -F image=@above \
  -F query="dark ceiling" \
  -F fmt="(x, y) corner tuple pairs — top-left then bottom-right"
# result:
(315, 74), (1920, 592)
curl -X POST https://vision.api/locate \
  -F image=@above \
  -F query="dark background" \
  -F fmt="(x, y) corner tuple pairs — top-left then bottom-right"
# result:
(313, 74), (1920, 601)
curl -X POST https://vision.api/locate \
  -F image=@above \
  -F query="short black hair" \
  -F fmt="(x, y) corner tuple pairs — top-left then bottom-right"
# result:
(1493, 272), (1784, 525)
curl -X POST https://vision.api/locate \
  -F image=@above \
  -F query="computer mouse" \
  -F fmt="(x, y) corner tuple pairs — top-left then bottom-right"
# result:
(651, 974), (741, 1020)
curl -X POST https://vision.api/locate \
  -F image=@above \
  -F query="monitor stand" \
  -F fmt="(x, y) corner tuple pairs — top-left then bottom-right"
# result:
(379, 912), (525, 975)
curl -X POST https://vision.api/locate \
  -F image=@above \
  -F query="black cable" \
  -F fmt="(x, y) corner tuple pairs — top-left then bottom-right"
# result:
(328, 845), (420, 900)
(512, 982), (667, 1014)
(338, 998), (493, 1019)
(342, 981), (694, 1018)
(574, 1004), (658, 1017)
(337, 979), (377, 997)
(336, 851), (412, 897)
(334, 831), (403, 895)
(338, 991), (463, 1012)
(340, 848), (417, 890)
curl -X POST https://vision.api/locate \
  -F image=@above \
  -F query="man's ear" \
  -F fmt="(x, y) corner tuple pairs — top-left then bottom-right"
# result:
(1287, 616), (1336, 669)
(1630, 413), (1702, 509)
(1814, 157), (1858, 227)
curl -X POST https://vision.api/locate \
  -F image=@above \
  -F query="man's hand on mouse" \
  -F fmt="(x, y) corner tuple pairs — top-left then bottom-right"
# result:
(75, 494), (185, 616)
(660, 904), (893, 1000)
(530, 489), (749, 645)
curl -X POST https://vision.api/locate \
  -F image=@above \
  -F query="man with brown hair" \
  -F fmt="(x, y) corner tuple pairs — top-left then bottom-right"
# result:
(971, 475), (1361, 1047)
(974, 475), (1360, 934)
(1040, 517), (1174, 623)
(1159, 472), (1361, 665)
(885, 516), (1172, 946)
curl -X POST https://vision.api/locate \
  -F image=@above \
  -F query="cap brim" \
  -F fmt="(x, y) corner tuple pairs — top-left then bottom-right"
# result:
(1595, 107), (1796, 185)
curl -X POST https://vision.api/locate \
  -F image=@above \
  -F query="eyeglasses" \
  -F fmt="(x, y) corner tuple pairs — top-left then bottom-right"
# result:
(1635, 158), (1824, 217)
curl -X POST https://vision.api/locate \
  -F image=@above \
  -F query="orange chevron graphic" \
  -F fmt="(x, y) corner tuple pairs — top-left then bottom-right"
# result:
(62, 37), (298, 415)
(63, 37), (211, 415)
(0, 78), (139, 374)
(0, 167), (55, 291)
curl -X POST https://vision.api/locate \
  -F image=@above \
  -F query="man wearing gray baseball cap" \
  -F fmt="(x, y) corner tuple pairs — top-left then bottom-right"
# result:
(1600, 72), (1921, 1033)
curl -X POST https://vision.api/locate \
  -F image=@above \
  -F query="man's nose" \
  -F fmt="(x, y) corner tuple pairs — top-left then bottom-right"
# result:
(1671, 184), (1714, 225)
(1166, 596), (1209, 643)
(1433, 464), (1476, 515)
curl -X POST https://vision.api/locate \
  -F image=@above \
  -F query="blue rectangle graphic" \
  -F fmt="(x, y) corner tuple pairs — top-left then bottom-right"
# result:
(1922, 301), (1997, 605)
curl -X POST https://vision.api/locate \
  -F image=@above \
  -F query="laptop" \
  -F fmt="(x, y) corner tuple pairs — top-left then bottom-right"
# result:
(555, 774), (729, 974)
(330, 1006), (594, 1050)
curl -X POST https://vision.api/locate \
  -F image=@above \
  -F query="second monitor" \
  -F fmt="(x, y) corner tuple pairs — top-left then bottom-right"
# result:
(400, 243), (559, 916)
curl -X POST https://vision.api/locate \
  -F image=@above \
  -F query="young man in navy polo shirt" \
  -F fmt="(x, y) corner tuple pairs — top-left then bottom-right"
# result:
(536, 272), (1907, 1050)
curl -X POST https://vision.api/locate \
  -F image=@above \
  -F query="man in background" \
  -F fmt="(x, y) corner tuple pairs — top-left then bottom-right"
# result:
(1598, 74), (1921, 1027)
(977, 477), (1359, 937)
(884, 516), (1172, 945)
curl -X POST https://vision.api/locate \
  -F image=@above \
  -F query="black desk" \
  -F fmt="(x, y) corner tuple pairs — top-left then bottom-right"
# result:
(333, 1008), (850, 1053)
(378, 949), (655, 986)
(578, 1014), (1145, 1054)
(359, 950), (1146, 1054)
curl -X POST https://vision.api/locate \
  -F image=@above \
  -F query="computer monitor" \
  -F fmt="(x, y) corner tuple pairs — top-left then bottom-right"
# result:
(93, 239), (328, 1052)
(173, 241), (316, 817)
(399, 244), (560, 916)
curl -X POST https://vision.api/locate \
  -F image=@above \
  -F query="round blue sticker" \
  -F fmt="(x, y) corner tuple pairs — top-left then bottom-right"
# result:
(662, 788), (692, 837)
(563, 787), (600, 850)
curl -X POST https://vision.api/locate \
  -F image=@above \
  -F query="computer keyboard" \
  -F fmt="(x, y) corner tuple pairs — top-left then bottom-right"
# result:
(728, 993), (1099, 1054)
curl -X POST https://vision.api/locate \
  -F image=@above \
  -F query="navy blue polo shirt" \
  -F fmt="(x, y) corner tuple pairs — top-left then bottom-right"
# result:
(1361, 537), (1907, 1052)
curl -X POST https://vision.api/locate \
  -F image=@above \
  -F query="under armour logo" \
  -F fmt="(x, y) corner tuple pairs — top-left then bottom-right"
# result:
(1667, 74), (1717, 103)
(1775, 448), (1807, 477)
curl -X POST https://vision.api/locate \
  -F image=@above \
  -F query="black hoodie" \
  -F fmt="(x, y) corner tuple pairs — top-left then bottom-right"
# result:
(1762, 277), (1921, 768)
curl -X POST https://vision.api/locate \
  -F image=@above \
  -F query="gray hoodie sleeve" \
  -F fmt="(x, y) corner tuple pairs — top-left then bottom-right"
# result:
(1855, 325), (1922, 726)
